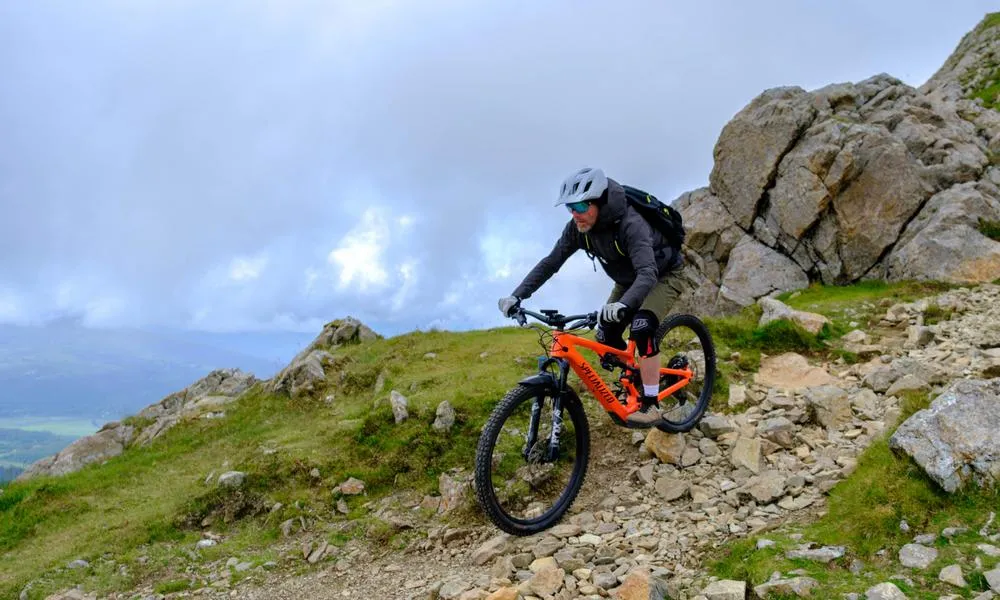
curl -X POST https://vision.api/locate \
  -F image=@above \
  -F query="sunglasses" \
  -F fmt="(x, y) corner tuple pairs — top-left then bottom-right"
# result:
(565, 200), (591, 214)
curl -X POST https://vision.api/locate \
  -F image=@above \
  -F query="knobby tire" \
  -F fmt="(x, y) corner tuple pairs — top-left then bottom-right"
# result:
(474, 384), (590, 536)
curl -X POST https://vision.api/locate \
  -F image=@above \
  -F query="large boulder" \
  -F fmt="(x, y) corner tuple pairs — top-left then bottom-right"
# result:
(889, 378), (1000, 492)
(672, 18), (1000, 313)
(718, 235), (808, 307)
(885, 182), (1000, 283)
(710, 86), (818, 229)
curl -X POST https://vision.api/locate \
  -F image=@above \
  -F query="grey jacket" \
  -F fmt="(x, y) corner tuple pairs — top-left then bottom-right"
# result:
(512, 178), (681, 309)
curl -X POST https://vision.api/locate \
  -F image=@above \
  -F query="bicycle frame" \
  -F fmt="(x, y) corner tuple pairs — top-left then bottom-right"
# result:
(547, 330), (694, 423)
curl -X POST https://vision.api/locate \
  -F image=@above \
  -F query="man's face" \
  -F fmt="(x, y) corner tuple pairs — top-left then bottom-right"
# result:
(567, 201), (599, 232)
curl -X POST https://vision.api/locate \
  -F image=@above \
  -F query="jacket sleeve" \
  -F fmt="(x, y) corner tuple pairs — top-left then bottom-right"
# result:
(616, 211), (659, 309)
(512, 221), (579, 300)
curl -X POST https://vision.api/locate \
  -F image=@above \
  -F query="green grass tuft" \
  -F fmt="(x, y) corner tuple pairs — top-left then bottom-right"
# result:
(153, 579), (192, 594)
(978, 12), (1000, 32)
(980, 217), (1000, 241)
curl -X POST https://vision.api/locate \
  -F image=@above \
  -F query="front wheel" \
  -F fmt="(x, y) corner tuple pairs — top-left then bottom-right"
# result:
(654, 313), (716, 433)
(474, 384), (590, 536)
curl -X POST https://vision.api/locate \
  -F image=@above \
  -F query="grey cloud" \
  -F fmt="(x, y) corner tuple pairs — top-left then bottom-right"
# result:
(0, 1), (996, 335)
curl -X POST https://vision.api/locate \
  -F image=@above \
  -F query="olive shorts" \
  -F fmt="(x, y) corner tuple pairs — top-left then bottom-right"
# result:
(607, 270), (685, 322)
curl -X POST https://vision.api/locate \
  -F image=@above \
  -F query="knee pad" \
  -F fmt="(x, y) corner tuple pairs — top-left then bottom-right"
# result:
(629, 309), (660, 357)
(596, 324), (627, 351)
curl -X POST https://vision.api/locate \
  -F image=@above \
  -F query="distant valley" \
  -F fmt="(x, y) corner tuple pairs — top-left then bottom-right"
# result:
(0, 321), (313, 479)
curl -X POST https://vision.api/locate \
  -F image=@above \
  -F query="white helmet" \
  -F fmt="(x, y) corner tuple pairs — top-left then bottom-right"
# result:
(555, 167), (608, 206)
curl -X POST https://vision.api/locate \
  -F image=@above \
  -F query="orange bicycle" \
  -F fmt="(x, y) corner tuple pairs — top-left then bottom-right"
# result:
(474, 306), (715, 535)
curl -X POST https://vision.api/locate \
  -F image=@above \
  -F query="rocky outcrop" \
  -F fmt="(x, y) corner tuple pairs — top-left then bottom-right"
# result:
(17, 422), (135, 480)
(672, 14), (1000, 315)
(17, 317), (381, 481)
(17, 368), (256, 481)
(266, 317), (380, 398)
(131, 368), (257, 445)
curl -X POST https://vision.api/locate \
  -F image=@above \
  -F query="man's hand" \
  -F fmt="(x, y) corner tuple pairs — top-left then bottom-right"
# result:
(601, 302), (628, 323)
(498, 295), (521, 317)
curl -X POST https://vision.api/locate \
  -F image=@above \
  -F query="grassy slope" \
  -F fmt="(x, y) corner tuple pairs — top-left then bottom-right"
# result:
(0, 326), (557, 598)
(0, 280), (989, 598)
(963, 12), (1000, 109)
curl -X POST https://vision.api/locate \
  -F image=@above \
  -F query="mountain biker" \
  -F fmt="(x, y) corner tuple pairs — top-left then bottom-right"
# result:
(498, 167), (685, 427)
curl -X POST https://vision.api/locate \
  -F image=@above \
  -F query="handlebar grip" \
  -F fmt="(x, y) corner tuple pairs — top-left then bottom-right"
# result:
(614, 306), (627, 321)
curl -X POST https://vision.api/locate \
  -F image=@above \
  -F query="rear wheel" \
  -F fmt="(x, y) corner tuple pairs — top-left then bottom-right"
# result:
(653, 313), (716, 433)
(474, 384), (589, 535)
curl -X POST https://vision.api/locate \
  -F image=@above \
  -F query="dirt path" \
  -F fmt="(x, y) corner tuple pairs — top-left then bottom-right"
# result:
(229, 402), (640, 599)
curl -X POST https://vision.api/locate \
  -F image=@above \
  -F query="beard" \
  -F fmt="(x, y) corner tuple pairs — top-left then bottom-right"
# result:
(575, 221), (593, 233)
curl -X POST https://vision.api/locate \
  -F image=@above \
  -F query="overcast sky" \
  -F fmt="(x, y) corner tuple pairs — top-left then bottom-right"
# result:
(1, 1), (997, 339)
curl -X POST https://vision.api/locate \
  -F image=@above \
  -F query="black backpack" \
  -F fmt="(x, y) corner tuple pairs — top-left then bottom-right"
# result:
(621, 185), (686, 251)
(579, 184), (686, 265)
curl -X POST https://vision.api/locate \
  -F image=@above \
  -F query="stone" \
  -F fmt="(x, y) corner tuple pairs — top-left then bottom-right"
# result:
(655, 477), (690, 502)
(804, 385), (852, 429)
(889, 378), (1000, 492)
(485, 589), (518, 600)
(753, 577), (819, 598)
(217, 471), (246, 488)
(984, 568), (1000, 591)
(529, 567), (565, 596)
(529, 556), (558, 573)
(338, 477), (365, 495)
(865, 582), (907, 600)
(614, 570), (670, 600)
(759, 417), (796, 448)
(710, 86), (817, 230)
(728, 384), (747, 408)
(885, 373), (929, 396)
(758, 297), (831, 334)
(438, 471), (471, 513)
(742, 470), (787, 504)
(389, 390), (409, 423)
(731, 437), (762, 473)
(700, 415), (736, 438)
(646, 430), (686, 465)
(755, 353), (837, 391)
(472, 535), (509, 566)
(939, 564), (967, 587)
(433, 400), (456, 431)
(899, 543), (938, 569)
(701, 579), (747, 600)
(886, 184), (1000, 284)
(785, 545), (845, 563)
(843, 329), (869, 344)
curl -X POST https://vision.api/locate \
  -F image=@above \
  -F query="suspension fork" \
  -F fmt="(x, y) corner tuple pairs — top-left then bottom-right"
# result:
(523, 357), (570, 462)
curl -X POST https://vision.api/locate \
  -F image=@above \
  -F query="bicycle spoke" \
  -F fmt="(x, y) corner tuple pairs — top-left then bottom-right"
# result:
(488, 394), (578, 521)
(655, 315), (715, 431)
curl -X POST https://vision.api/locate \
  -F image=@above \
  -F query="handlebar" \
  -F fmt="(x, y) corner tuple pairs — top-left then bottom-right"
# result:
(513, 307), (599, 331)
